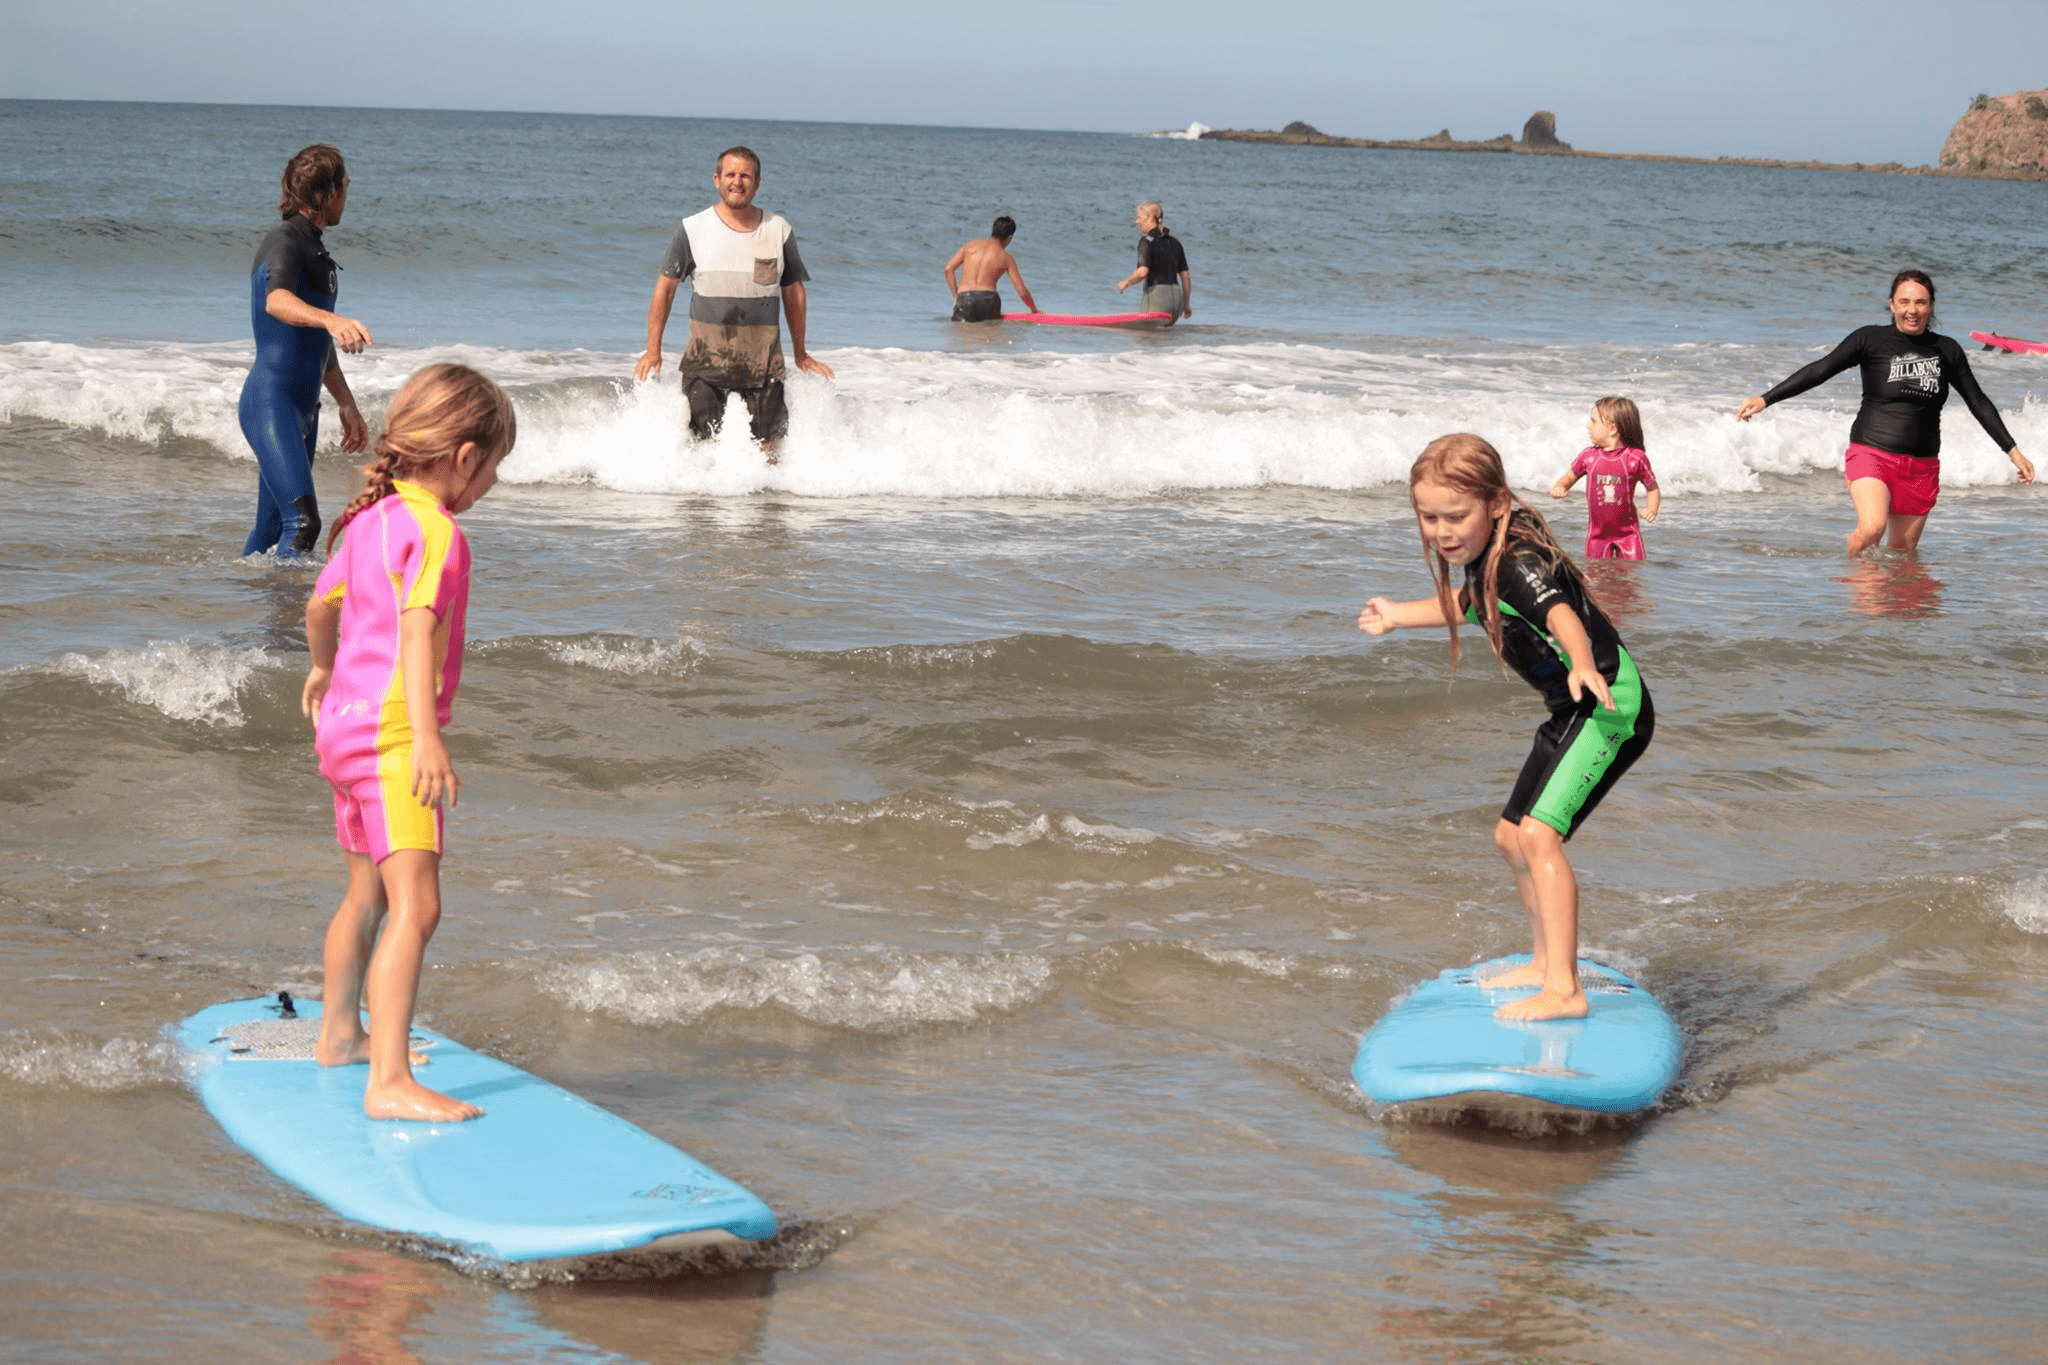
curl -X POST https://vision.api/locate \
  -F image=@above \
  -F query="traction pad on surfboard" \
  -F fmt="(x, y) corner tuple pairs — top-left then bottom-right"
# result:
(215, 1017), (433, 1061)
(1445, 963), (1632, 994)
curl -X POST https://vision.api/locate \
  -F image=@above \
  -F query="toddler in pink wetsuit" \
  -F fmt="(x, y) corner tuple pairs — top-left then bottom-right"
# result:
(1550, 395), (1660, 560)
(299, 363), (516, 1124)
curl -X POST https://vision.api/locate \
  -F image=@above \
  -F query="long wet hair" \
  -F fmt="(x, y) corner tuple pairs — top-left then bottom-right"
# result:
(1139, 200), (1171, 237)
(1591, 395), (1646, 452)
(1411, 433), (1589, 675)
(326, 364), (517, 551)
(279, 144), (347, 219)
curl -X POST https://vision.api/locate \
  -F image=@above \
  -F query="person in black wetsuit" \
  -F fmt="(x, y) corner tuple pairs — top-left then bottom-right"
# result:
(239, 144), (371, 557)
(1114, 201), (1192, 323)
(1737, 269), (2033, 555)
(1359, 434), (1653, 1022)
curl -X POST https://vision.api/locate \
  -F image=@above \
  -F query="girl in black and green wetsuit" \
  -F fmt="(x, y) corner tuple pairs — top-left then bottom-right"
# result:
(1359, 433), (1653, 1022)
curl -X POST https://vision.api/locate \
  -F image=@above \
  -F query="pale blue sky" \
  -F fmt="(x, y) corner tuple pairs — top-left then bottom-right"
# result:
(3, 0), (2043, 164)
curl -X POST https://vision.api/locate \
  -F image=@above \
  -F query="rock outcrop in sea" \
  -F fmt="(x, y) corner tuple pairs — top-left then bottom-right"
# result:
(1192, 101), (2046, 181)
(1940, 89), (2048, 178)
(1522, 111), (1569, 150)
(1196, 112), (1564, 154)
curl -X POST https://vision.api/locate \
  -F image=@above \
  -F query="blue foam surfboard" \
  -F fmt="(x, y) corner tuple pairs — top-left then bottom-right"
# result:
(1353, 956), (1681, 1115)
(175, 996), (777, 1262)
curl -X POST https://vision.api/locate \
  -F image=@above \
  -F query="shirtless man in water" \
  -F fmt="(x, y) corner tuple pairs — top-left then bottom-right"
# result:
(943, 216), (1040, 321)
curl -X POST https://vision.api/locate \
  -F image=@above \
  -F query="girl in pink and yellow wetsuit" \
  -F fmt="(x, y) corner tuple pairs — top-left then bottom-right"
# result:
(299, 363), (517, 1123)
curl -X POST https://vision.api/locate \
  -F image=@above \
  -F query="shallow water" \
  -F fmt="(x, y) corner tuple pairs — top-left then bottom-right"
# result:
(5, 99), (2048, 1363)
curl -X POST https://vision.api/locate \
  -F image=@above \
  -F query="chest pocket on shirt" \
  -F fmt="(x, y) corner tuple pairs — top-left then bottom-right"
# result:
(753, 257), (779, 286)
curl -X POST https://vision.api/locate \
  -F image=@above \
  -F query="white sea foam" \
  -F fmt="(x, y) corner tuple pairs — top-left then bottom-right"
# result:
(1192, 944), (1297, 977)
(964, 810), (1164, 852)
(835, 643), (1002, 671)
(5, 339), (2039, 500)
(1998, 877), (2048, 935)
(0, 339), (253, 451)
(54, 640), (274, 726)
(543, 635), (705, 676)
(535, 945), (1056, 1030)
(0, 1031), (186, 1090)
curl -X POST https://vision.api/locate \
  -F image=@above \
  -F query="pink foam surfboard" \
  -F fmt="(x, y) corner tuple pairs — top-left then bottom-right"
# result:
(1970, 331), (2048, 355)
(1008, 312), (1174, 330)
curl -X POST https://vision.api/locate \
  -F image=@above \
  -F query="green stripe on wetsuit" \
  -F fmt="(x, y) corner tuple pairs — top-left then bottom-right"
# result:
(1480, 598), (1645, 835)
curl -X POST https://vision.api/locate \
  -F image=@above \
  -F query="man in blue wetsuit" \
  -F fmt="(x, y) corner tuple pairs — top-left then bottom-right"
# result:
(239, 143), (370, 557)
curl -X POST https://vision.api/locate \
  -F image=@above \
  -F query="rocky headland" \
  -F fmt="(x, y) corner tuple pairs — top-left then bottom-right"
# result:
(1940, 89), (2048, 177)
(1190, 96), (2048, 182)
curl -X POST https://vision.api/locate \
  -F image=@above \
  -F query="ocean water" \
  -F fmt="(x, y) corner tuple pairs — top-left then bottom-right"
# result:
(4, 98), (2048, 1363)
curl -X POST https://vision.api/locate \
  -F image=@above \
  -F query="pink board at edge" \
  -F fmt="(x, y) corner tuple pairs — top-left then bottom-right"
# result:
(1008, 311), (1174, 330)
(1971, 330), (2048, 355)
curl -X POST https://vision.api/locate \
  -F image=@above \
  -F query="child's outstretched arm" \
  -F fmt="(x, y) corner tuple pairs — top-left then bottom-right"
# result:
(399, 607), (458, 810)
(1359, 594), (1454, 636)
(1543, 602), (1616, 711)
(301, 595), (341, 724)
(1549, 470), (1580, 499)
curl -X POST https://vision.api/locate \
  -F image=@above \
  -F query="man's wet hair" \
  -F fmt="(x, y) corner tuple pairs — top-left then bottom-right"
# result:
(991, 216), (1016, 242)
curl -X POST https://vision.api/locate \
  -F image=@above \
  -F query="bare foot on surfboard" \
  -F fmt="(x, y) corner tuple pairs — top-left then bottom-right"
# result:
(1494, 987), (1589, 1022)
(1478, 962), (1546, 991)
(316, 1027), (428, 1069)
(364, 1079), (483, 1122)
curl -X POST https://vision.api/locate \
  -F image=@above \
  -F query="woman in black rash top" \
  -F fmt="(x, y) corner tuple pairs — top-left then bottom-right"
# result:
(1114, 201), (1192, 324)
(1737, 269), (2033, 555)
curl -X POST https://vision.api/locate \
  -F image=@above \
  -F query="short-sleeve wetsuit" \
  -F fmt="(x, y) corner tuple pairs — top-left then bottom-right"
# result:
(1568, 445), (1658, 560)
(1137, 229), (1189, 323)
(239, 214), (339, 556)
(1465, 535), (1653, 839)
(1759, 324), (2017, 459)
(311, 481), (472, 862)
(658, 206), (812, 441)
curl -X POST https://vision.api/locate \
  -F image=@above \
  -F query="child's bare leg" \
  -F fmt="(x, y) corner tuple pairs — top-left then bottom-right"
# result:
(1846, 478), (1891, 556)
(317, 852), (385, 1066)
(1480, 818), (1549, 990)
(1495, 818), (1587, 1021)
(362, 849), (482, 1122)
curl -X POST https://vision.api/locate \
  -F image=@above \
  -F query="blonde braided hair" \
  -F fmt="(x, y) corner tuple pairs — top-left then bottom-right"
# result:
(326, 364), (517, 551)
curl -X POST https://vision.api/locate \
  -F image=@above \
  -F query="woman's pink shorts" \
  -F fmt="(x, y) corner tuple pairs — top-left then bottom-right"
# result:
(1845, 443), (1940, 517)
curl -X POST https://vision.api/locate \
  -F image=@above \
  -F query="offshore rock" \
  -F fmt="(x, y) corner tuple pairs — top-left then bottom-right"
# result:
(1939, 90), (2048, 179)
(1522, 110), (1570, 150)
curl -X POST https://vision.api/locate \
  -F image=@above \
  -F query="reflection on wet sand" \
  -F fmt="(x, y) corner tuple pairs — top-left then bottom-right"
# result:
(1375, 1121), (1642, 1360)
(1583, 557), (1651, 628)
(1837, 555), (1944, 618)
(1381, 1117), (1633, 1195)
(309, 1249), (447, 1365)
(530, 1268), (772, 1363)
(305, 1245), (774, 1365)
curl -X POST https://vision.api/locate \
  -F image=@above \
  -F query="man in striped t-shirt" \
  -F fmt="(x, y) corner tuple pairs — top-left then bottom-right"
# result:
(634, 146), (834, 449)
